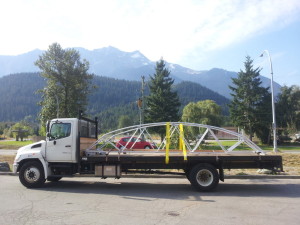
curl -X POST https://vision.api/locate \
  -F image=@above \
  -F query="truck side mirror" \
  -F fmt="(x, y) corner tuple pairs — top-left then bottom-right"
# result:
(46, 132), (54, 141)
(46, 121), (50, 133)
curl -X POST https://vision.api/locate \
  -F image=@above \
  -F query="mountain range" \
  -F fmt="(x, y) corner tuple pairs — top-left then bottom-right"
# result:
(0, 46), (281, 99)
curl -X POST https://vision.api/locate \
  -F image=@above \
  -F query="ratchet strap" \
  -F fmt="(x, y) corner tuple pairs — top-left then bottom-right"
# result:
(179, 124), (187, 161)
(165, 122), (170, 164)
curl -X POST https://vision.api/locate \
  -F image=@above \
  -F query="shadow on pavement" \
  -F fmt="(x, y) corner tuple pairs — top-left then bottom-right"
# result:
(36, 178), (300, 201)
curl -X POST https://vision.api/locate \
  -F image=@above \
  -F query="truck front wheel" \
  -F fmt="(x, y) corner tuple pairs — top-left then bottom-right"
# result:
(188, 163), (219, 191)
(19, 161), (46, 188)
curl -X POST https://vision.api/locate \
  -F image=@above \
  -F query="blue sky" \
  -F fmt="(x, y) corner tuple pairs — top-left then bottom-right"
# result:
(1, 0), (300, 86)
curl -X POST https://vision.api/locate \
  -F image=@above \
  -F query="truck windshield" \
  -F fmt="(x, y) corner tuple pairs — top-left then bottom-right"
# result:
(50, 123), (71, 140)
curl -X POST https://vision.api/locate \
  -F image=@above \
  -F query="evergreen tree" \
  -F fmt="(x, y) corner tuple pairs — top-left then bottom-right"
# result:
(229, 56), (271, 141)
(254, 92), (272, 144)
(276, 85), (300, 134)
(145, 59), (180, 140)
(35, 43), (94, 124)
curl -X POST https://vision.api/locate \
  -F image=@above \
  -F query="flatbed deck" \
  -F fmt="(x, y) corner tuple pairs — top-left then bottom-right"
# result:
(83, 150), (283, 171)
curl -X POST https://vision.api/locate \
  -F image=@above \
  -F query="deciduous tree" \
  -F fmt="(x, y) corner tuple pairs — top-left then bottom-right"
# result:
(182, 100), (222, 139)
(35, 43), (94, 124)
(11, 122), (33, 141)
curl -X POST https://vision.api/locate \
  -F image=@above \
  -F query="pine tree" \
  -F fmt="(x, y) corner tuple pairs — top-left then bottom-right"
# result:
(229, 56), (271, 141)
(145, 59), (180, 140)
(276, 85), (300, 133)
(254, 91), (272, 144)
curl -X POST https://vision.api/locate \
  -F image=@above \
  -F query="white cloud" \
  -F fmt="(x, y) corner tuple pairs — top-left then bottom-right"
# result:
(1, 0), (300, 63)
(179, 0), (300, 63)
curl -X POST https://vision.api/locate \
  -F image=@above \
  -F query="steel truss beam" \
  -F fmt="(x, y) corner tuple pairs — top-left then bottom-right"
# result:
(86, 122), (263, 155)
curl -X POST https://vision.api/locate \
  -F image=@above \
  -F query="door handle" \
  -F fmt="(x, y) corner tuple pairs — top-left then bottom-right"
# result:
(65, 145), (71, 147)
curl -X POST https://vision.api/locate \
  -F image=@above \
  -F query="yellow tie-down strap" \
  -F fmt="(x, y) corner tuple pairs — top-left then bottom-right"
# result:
(165, 123), (187, 164)
(179, 124), (187, 161)
(165, 122), (170, 164)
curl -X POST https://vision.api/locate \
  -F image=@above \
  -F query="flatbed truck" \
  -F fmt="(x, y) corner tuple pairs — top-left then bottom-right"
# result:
(13, 115), (283, 191)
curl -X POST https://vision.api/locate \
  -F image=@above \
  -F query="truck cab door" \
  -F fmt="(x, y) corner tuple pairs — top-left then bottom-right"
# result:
(46, 122), (74, 162)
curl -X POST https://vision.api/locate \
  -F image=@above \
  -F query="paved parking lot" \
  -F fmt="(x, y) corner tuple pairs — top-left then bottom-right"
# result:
(0, 175), (300, 225)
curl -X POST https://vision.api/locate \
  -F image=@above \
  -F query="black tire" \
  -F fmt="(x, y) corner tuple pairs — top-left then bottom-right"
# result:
(144, 146), (151, 149)
(184, 169), (190, 181)
(19, 161), (46, 188)
(188, 163), (219, 191)
(47, 176), (62, 182)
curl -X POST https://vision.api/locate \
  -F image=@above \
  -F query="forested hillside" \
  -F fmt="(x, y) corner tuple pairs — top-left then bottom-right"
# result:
(174, 81), (229, 108)
(0, 73), (230, 131)
(89, 76), (143, 115)
(0, 73), (43, 121)
(96, 81), (230, 131)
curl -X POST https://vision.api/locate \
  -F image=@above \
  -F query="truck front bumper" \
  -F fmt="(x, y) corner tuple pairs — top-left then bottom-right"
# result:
(13, 162), (19, 174)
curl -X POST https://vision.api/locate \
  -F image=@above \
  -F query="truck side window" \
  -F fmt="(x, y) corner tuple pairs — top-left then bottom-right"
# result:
(50, 123), (71, 140)
(80, 125), (88, 137)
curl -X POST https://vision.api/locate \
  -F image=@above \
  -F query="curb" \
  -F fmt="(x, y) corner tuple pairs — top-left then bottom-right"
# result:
(224, 175), (300, 179)
(1, 172), (300, 179)
(0, 172), (16, 176)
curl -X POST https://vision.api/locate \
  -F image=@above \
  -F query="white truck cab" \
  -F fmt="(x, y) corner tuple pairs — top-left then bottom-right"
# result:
(13, 116), (98, 188)
(45, 118), (77, 162)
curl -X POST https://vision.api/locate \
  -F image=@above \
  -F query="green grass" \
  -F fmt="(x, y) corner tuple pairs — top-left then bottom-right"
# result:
(276, 146), (300, 151)
(0, 140), (33, 149)
(204, 140), (300, 151)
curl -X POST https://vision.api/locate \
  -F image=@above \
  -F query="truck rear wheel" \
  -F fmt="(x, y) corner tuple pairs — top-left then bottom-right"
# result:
(19, 161), (46, 188)
(184, 169), (190, 181)
(188, 163), (219, 191)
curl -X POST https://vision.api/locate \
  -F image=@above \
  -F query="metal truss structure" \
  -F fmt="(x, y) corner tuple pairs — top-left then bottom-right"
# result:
(86, 122), (263, 154)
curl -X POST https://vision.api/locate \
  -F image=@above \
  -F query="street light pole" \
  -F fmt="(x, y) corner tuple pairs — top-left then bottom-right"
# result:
(260, 50), (278, 152)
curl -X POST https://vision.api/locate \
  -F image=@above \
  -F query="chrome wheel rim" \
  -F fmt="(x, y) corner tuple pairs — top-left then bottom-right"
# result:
(196, 169), (213, 186)
(24, 167), (40, 183)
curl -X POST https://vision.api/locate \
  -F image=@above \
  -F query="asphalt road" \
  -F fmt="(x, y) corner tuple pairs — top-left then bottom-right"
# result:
(0, 176), (299, 225)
